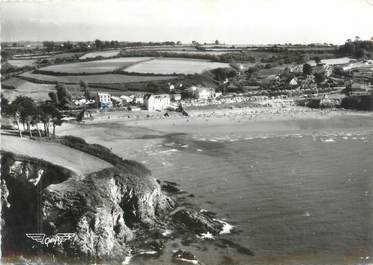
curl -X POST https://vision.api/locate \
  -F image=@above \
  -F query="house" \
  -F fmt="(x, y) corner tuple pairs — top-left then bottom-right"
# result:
(186, 86), (215, 100)
(133, 95), (144, 105)
(289, 78), (298, 86)
(314, 63), (333, 77)
(349, 82), (371, 96)
(111, 96), (123, 107)
(120, 95), (133, 104)
(289, 64), (303, 74)
(144, 94), (171, 111)
(97, 92), (112, 108)
(171, 93), (182, 101)
(168, 83), (175, 92)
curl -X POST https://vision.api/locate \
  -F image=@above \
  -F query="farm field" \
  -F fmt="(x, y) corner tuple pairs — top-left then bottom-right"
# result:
(2, 77), (56, 102)
(155, 50), (240, 55)
(123, 58), (230, 74)
(38, 57), (152, 73)
(80, 49), (121, 59)
(307, 57), (351, 66)
(20, 71), (176, 84)
(7, 59), (37, 67)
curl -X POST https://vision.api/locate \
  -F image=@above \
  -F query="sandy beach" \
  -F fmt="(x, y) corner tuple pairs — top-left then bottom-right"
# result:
(60, 106), (373, 139)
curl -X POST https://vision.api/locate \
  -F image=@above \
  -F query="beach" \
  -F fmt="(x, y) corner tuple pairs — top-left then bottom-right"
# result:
(56, 106), (373, 264)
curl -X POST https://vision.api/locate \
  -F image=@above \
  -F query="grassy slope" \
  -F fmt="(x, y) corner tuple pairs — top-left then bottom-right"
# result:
(1, 135), (112, 175)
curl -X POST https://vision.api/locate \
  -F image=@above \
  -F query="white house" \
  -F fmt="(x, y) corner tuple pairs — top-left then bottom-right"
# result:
(144, 94), (171, 111)
(168, 83), (175, 92)
(111, 96), (123, 107)
(171, 93), (182, 101)
(187, 86), (215, 100)
(289, 78), (298, 86)
(97, 92), (112, 108)
(120, 95), (133, 104)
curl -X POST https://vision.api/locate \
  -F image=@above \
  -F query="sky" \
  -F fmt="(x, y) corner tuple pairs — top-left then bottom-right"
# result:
(1, 0), (373, 44)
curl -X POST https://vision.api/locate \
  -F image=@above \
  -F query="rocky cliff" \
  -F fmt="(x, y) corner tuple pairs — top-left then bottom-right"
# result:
(1, 141), (231, 263)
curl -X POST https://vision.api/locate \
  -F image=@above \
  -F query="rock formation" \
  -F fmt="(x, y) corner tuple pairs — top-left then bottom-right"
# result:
(1, 137), (250, 263)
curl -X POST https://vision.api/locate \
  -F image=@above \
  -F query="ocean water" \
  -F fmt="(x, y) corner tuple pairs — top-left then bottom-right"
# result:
(59, 115), (373, 264)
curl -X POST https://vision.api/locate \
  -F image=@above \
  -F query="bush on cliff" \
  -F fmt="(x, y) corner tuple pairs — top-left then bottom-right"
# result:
(341, 95), (373, 111)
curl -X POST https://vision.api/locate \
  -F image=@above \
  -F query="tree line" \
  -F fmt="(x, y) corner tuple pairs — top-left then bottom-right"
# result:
(1, 84), (74, 138)
(336, 37), (373, 58)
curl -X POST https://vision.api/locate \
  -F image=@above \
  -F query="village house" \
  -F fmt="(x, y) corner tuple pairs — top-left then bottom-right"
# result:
(349, 82), (372, 96)
(186, 86), (216, 100)
(289, 77), (298, 86)
(120, 95), (133, 104)
(133, 95), (145, 105)
(170, 93), (182, 101)
(289, 64), (303, 74)
(96, 92), (112, 108)
(110, 96), (123, 107)
(144, 94), (171, 111)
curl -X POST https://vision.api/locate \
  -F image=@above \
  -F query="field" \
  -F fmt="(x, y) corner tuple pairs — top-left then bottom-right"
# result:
(7, 59), (37, 67)
(38, 57), (152, 74)
(123, 58), (230, 74)
(80, 49), (121, 59)
(2, 77), (56, 102)
(20, 71), (176, 84)
(307, 57), (351, 66)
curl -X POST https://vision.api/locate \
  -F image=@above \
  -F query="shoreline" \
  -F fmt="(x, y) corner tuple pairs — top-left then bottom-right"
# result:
(59, 106), (373, 139)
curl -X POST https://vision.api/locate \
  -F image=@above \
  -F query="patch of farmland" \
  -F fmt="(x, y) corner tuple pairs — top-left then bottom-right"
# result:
(307, 57), (351, 66)
(80, 50), (121, 59)
(123, 58), (230, 74)
(157, 50), (239, 55)
(38, 57), (152, 74)
(7, 59), (37, 67)
(1, 77), (56, 102)
(20, 71), (176, 84)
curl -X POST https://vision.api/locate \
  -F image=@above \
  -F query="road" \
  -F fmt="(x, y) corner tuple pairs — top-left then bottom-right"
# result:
(1, 135), (112, 175)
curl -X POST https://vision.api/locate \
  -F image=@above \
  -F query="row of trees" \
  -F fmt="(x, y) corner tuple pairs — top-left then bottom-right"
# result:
(336, 37), (373, 58)
(1, 84), (74, 138)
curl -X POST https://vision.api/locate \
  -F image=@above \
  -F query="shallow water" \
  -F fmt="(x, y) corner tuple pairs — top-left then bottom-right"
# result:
(58, 114), (373, 264)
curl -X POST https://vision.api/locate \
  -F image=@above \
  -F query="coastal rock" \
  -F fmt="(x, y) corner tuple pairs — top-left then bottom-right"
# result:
(172, 208), (223, 235)
(1, 141), (239, 262)
(1, 152), (174, 260)
(172, 249), (200, 264)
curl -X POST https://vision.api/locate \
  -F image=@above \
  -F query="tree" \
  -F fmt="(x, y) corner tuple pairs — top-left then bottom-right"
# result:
(80, 80), (90, 99)
(211, 67), (237, 81)
(302, 63), (312, 76)
(1, 95), (22, 137)
(95, 39), (103, 50)
(1, 94), (9, 114)
(39, 102), (62, 137)
(314, 72), (325, 84)
(43, 41), (55, 52)
(55, 83), (72, 109)
(10, 96), (37, 137)
(215, 40), (220, 45)
(313, 56), (321, 65)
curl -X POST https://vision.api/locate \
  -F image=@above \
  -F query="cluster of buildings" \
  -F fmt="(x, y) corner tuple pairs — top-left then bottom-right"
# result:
(287, 58), (373, 97)
(76, 85), (219, 112)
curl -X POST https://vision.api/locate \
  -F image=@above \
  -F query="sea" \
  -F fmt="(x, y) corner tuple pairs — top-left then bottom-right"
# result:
(59, 113), (373, 265)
